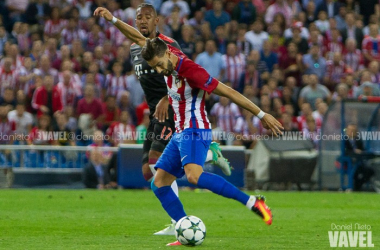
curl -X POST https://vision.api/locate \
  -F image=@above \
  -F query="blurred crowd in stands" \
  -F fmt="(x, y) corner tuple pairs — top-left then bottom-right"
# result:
(0, 0), (379, 152)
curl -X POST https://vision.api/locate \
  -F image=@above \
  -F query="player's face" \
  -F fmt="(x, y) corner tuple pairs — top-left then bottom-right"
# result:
(148, 52), (174, 76)
(136, 7), (159, 38)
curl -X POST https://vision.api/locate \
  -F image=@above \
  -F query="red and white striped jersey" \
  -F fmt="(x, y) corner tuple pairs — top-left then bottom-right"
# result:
(44, 19), (67, 37)
(106, 26), (126, 47)
(326, 60), (346, 84)
(61, 28), (87, 45)
(343, 49), (364, 71)
(104, 74), (129, 97)
(57, 81), (82, 107)
(0, 120), (16, 144)
(165, 45), (219, 133)
(14, 66), (34, 93)
(58, 72), (82, 87)
(222, 53), (246, 89)
(324, 42), (344, 60)
(0, 67), (17, 95)
(106, 121), (136, 145)
(86, 32), (106, 52)
(211, 102), (241, 133)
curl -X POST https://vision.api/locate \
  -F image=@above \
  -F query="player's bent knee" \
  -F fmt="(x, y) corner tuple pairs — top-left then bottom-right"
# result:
(184, 164), (203, 185)
(186, 173), (200, 185)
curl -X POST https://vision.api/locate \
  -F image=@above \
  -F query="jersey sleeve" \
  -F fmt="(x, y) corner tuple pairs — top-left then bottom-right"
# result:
(170, 39), (181, 50)
(178, 57), (219, 94)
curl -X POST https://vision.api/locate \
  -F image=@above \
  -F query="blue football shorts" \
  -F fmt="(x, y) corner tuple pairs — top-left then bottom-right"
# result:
(155, 128), (212, 178)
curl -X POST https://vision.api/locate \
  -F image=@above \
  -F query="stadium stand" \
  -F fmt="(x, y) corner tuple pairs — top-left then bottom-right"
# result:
(0, 0), (379, 190)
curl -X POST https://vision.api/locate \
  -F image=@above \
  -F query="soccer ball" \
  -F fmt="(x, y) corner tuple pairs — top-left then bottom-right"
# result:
(175, 215), (206, 246)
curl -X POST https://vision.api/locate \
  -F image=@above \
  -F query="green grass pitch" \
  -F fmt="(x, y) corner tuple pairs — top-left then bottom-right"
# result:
(0, 190), (378, 249)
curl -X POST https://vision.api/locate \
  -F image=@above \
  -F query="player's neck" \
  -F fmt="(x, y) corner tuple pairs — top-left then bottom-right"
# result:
(171, 54), (179, 69)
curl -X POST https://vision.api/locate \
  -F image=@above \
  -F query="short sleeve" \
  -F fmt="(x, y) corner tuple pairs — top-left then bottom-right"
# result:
(178, 57), (219, 94)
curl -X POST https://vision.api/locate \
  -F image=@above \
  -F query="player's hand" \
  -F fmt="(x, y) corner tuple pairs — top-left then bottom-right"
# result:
(261, 113), (284, 136)
(154, 96), (169, 122)
(93, 7), (113, 22)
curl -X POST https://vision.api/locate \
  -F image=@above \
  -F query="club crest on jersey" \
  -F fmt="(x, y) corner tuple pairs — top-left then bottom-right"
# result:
(168, 88), (181, 101)
(174, 77), (182, 88)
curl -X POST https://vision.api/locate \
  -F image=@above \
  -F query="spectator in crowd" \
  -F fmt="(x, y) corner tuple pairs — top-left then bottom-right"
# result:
(299, 74), (331, 110)
(178, 25), (195, 59)
(0, 87), (17, 110)
(106, 110), (135, 146)
(343, 38), (364, 73)
(195, 39), (225, 80)
(302, 44), (327, 80)
(344, 123), (375, 191)
(265, 0), (292, 26)
(24, 0), (51, 25)
(214, 25), (228, 55)
(57, 70), (82, 108)
(103, 95), (120, 131)
(34, 55), (59, 83)
(285, 22), (309, 54)
(260, 40), (278, 73)
(315, 10), (330, 34)
(362, 23), (380, 65)
(167, 5), (185, 42)
(302, 115), (320, 148)
(232, 0), (257, 25)
(238, 60), (260, 94)
(244, 19), (269, 51)
(83, 149), (111, 189)
(7, 102), (33, 141)
(222, 42), (245, 90)
(44, 7), (67, 40)
(210, 96), (241, 145)
(205, 0), (231, 34)
(160, 0), (190, 19)
(341, 11), (363, 48)
(316, 0), (340, 19)
(325, 52), (346, 91)
(77, 84), (105, 127)
(104, 62), (129, 98)
(332, 82), (349, 101)
(27, 114), (51, 146)
(0, 57), (17, 96)
(31, 74), (63, 119)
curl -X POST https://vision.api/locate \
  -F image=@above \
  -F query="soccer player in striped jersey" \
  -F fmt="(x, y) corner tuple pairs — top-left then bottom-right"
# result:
(95, 6), (284, 245)
(96, 4), (232, 237)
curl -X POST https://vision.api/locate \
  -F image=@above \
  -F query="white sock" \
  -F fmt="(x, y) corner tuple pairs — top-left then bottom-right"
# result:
(205, 150), (213, 162)
(171, 180), (179, 197)
(149, 164), (157, 176)
(245, 196), (256, 209)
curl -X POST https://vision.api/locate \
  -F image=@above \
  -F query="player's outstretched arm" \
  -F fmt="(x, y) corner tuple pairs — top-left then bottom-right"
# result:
(93, 7), (146, 47)
(213, 82), (284, 136)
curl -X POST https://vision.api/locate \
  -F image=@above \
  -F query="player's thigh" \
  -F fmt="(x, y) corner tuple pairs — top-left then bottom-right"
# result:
(184, 163), (204, 185)
(155, 134), (185, 179)
(179, 129), (212, 168)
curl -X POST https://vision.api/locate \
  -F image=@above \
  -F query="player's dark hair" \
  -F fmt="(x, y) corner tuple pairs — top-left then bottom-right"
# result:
(137, 3), (157, 17)
(141, 38), (168, 61)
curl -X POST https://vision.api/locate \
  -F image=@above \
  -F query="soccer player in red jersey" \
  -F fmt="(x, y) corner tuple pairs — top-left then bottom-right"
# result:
(95, 7), (283, 246)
